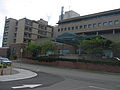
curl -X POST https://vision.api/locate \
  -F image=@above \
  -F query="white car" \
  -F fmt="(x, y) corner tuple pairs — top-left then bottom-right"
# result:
(113, 57), (120, 61)
(0, 58), (12, 65)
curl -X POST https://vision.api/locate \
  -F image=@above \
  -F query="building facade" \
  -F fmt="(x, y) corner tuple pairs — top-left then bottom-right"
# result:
(2, 18), (54, 47)
(56, 8), (120, 42)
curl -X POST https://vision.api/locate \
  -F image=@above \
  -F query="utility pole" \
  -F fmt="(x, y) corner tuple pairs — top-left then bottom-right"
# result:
(20, 48), (23, 69)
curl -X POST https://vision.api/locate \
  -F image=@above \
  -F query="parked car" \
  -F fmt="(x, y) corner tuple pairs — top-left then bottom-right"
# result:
(113, 57), (120, 61)
(0, 58), (12, 66)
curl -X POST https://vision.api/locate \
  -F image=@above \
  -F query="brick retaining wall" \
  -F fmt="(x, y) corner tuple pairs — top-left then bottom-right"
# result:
(22, 59), (120, 73)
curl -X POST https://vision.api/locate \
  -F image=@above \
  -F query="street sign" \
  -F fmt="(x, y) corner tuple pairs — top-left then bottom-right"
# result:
(12, 84), (42, 89)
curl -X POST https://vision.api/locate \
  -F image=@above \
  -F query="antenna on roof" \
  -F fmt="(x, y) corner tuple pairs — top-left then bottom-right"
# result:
(61, 6), (64, 20)
(68, 0), (71, 11)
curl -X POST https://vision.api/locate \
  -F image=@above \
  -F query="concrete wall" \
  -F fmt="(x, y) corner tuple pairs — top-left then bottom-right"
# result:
(2, 18), (17, 47)
(16, 19), (25, 43)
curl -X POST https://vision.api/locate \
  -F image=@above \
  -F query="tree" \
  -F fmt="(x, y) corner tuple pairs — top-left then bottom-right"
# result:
(110, 42), (120, 56)
(41, 41), (56, 55)
(26, 43), (41, 57)
(78, 38), (111, 56)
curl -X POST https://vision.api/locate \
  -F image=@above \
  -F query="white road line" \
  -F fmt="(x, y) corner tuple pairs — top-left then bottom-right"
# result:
(12, 84), (42, 89)
(89, 86), (111, 90)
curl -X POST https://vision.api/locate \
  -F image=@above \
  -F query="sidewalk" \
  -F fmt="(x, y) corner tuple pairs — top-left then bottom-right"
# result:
(0, 68), (37, 81)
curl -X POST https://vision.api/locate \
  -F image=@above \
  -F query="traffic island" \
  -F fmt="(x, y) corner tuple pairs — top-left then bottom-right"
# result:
(0, 64), (15, 75)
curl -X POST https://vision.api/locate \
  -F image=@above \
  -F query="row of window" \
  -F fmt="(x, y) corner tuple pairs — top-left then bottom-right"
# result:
(25, 19), (47, 30)
(24, 33), (31, 38)
(62, 12), (120, 24)
(23, 38), (31, 43)
(3, 38), (7, 42)
(38, 30), (47, 35)
(2, 44), (7, 47)
(58, 20), (120, 32)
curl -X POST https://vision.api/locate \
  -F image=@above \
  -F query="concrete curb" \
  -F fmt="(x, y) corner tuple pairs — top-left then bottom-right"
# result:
(0, 68), (37, 81)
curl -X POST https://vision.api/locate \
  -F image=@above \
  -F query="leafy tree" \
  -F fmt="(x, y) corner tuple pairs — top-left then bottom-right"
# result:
(41, 41), (56, 55)
(78, 38), (111, 56)
(110, 42), (120, 56)
(26, 43), (41, 57)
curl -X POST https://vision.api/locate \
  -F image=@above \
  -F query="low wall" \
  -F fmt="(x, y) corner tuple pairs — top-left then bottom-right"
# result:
(22, 59), (120, 73)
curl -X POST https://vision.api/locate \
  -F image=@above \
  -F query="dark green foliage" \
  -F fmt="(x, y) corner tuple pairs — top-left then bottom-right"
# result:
(78, 38), (112, 56)
(25, 57), (120, 66)
(26, 43), (42, 57)
(110, 42), (120, 55)
(41, 41), (56, 55)
(26, 41), (56, 57)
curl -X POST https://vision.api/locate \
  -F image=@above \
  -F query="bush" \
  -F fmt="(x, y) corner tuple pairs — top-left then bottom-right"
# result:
(24, 57), (120, 66)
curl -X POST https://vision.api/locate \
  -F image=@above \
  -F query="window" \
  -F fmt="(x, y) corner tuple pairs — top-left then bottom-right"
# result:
(45, 27), (47, 30)
(13, 39), (16, 43)
(72, 27), (74, 30)
(3, 38), (7, 42)
(88, 24), (92, 28)
(64, 28), (67, 31)
(68, 27), (71, 30)
(61, 28), (63, 31)
(25, 26), (28, 30)
(108, 21), (113, 25)
(58, 29), (60, 32)
(5, 27), (9, 31)
(84, 25), (87, 29)
(98, 23), (102, 27)
(114, 20), (119, 25)
(16, 21), (18, 26)
(103, 22), (108, 26)
(29, 34), (31, 38)
(3, 44), (7, 47)
(4, 32), (8, 36)
(79, 26), (83, 29)
(29, 27), (32, 32)
(14, 33), (17, 37)
(15, 27), (17, 32)
(25, 19), (33, 26)
(75, 26), (78, 30)
(93, 23), (97, 27)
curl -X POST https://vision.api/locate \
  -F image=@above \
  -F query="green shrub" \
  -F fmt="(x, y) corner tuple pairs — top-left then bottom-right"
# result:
(24, 57), (120, 66)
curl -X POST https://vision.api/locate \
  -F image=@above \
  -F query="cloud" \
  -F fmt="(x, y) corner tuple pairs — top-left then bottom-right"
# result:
(0, 0), (8, 14)
(0, 0), (120, 47)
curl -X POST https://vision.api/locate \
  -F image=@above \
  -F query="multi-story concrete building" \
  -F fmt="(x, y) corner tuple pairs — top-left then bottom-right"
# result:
(2, 17), (54, 47)
(56, 8), (120, 42)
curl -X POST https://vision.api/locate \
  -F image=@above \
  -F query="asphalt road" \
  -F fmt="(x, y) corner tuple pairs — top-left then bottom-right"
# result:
(1, 62), (120, 90)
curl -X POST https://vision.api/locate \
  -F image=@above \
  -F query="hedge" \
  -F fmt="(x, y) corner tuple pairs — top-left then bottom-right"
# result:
(24, 57), (120, 66)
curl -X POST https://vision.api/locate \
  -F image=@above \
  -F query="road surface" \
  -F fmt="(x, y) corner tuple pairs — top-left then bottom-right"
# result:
(0, 62), (120, 90)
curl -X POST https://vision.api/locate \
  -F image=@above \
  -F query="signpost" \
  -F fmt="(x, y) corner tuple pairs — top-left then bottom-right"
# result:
(20, 48), (23, 69)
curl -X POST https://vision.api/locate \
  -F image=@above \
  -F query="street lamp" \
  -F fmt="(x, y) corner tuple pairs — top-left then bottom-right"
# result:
(20, 48), (23, 69)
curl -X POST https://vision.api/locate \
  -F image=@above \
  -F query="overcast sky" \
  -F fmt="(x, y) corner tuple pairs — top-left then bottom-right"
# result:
(0, 0), (120, 47)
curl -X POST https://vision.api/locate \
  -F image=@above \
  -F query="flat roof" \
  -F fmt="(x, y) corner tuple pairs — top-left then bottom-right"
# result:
(58, 8), (120, 24)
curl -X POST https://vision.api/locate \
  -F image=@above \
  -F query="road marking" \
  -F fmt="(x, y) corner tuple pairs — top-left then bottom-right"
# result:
(89, 86), (110, 90)
(12, 84), (42, 89)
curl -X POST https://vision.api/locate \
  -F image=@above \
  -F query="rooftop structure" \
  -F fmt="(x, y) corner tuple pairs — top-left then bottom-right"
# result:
(56, 8), (120, 42)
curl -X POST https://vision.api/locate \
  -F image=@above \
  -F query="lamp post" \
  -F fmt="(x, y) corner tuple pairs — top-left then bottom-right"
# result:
(20, 48), (23, 69)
